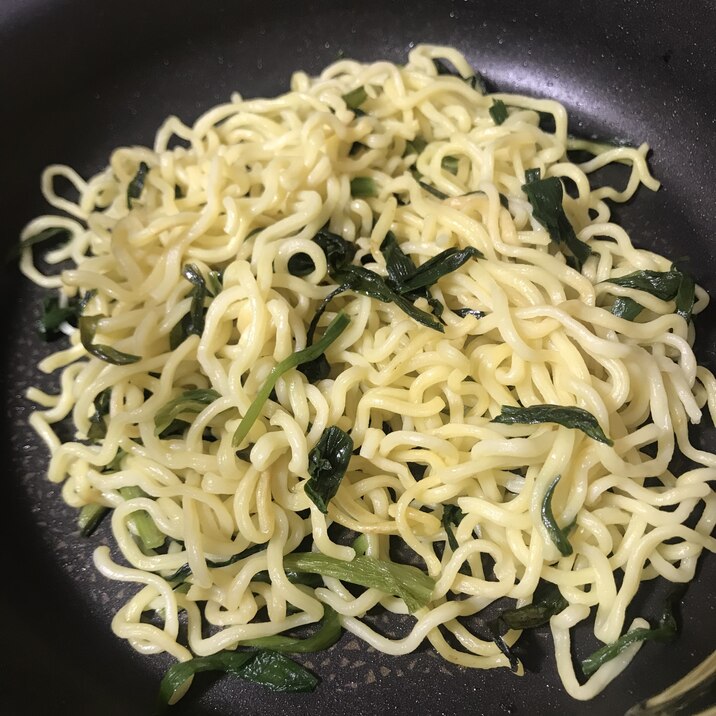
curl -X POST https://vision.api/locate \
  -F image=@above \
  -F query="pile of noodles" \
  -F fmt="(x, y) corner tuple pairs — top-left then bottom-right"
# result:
(21, 45), (716, 700)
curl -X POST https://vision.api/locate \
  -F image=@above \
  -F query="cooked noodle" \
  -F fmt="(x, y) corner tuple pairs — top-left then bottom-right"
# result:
(21, 45), (716, 701)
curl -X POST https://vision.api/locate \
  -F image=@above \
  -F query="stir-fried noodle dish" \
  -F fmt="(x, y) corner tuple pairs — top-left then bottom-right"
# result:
(20, 46), (716, 704)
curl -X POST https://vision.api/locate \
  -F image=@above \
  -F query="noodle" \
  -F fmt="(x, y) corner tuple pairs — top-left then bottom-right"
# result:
(20, 45), (716, 702)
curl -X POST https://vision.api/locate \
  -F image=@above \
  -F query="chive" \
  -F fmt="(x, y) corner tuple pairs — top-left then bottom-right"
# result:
(282, 552), (435, 613)
(541, 475), (573, 557)
(342, 86), (368, 110)
(525, 168), (541, 184)
(398, 246), (483, 293)
(350, 177), (377, 198)
(489, 99), (508, 125)
(206, 270), (222, 297)
(582, 588), (683, 676)
(441, 504), (465, 553)
(118, 486), (165, 551)
(611, 296), (643, 321)
(87, 387), (112, 441)
(157, 650), (317, 708)
(154, 388), (220, 436)
(522, 175), (591, 269)
(605, 269), (682, 301)
(454, 307), (485, 319)
(165, 543), (268, 583)
(79, 315), (141, 365)
(418, 180), (449, 200)
(78, 503), (110, 537)
(241, 606), (341, 653)
(492, 404), (613, 445)
(492, 581), (568, 632)
(232, 312), (350, 448)
(352, 533), (369, 556)
(441, 156), (459, 175)
(404, 136), (428, 155)
(127, 161), (150, 208)
(305, 426), (354, 513)
(14, 226), (71, 257)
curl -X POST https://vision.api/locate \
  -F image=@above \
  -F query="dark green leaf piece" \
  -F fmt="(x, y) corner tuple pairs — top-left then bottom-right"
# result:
(611, 296), (643, 321)
(492, 404), (613, 446)
(157, 650), (317, 709)
(10, 226), (71, 262)
(541, 475), (573, 557)
(522, 176), (591, 269)
(582, 587), (683, 676)
(288, 229), (358, 278)
(524, 168), (541, 184)
(342, 86), (368, 110)
(673, 267), (696, 321)
(127, 161), (150, 208)
(79, 315), (141, 365)
(154, 388), (220, 436)
(399, 246), (483, 293)
(87, 387), (112, 441)
(165, 543), (268, 583)
(37, 291), (94, 341)
(441, 504), (465, 553)
(418, 180), (449, 200)
(232, 312), (350, 448)
(493, 581), (568, 633)
(405, 136), (428, 155)
(241, 605), (341, 653)
(350, 177), (377, 198)
(305, 426), (354, 513)
(489, 99), (508, 125)
(605, 269), (682, 301)
(454, 307), (485, 319)
(441, 156), (459, 175)
(282, 552), (435, 613)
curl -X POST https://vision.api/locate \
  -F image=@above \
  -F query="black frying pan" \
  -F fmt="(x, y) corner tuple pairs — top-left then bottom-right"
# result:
(1, 1), (714, 714)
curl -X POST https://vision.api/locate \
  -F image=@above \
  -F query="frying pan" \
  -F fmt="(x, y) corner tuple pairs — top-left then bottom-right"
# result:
(1, 1), (714, 714)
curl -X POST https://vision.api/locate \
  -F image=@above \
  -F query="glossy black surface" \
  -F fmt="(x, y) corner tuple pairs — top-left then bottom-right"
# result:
(1, 1), (715, 714)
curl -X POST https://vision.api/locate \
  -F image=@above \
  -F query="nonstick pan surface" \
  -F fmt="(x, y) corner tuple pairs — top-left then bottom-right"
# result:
(1, 1), (715, 714)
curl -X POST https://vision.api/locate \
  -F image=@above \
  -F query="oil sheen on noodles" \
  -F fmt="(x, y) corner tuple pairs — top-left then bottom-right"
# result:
(21, 45), (716, 701)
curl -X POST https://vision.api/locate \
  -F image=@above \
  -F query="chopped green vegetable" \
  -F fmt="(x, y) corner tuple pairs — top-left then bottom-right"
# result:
(241, 605), (341, 653)
(118, 485), (165, 551)
(398, 246), (483, 293)
(232, 312), (350, 448)
(605, 268), (681, 301)
(404, 136), (428, 155)
(287, 229), (358, 278)
(79, 315), (141, 365)
(206, 270), (222, 298)
(282, 552), (434, 613)
(165, 543), (268, 583)
(342, 86), (368, 110)
(489, 99), (508, 125)
(454, 307), (485, 319)
(170, 264), (217, 348)
(492, 404), (613, 445)
(13, 226), (71, 259)
(492, 581), (568, 633)
(441, 156), (459, 175)
(352, 533), (369, 556)
(87, 387), (112, 441)
(305, 426), (354, 513)
(157, 650), (317, 708)
(350, 177), (377, 198)
(127, 161), (150, 208)
(78, 503), (110, 537)
(610, 296), (643, 321)
(606, 265), (696, 322)
(441, 504), (465, 553)
(37, 291), (94, 341)
(418, 180), (449, 200)
(522, 176), (591, 270)
(154, 388), (220, 436)
(582, 588), (683, 676)
(541, 475), (573, 557)
(524, 168), (541, 184)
